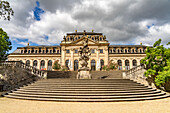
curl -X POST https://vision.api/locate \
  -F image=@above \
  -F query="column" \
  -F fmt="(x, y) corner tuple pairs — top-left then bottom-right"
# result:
(61, 48), (65, 66)
(70, 48), (74, 71)
(129, 59), (133, 69)
(96, 48), (100, 71)
(137, 59), (140, 66)
(30, 59), (33, 67)
(45, 59), (48, 70)
(122, 59), (125, 70)
(37, 59), (41, 70)
(104, 48), (109, 65)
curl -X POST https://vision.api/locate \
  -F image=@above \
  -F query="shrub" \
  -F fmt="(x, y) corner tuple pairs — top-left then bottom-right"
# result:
(52, 60), (61, 70)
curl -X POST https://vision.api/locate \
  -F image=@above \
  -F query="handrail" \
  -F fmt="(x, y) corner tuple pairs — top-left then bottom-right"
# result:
(0, 61), (46, 78)
(126, 64), (145, 76)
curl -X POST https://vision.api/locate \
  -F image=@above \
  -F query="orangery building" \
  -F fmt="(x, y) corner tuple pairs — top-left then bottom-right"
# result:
(8, 30), (147, 71)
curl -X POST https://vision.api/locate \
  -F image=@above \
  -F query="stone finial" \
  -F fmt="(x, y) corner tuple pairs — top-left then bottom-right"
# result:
(27, 42), (29, 46)
(140, 42), (142, 45)
(92, 29), (94, 32)
(84, 30), (86, 32)
(75, 29), (77, 32)
(103, 35), (106, 40)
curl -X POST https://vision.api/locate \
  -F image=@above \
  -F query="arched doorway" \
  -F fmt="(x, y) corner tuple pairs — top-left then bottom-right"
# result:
(100, 59), (104, 70)
(117, 60), (122, 70)
(40, 60), (45, 70)
(65, 60), (69, 69)
(33, 60), (37, 68)
(48, 60), (52, 70)
(74, 60), (79, 71)
(26, 60), (30, 66)
(132, 59), (137, 68)
(91, 59), (96, 71)
(125, 60), (130, 70)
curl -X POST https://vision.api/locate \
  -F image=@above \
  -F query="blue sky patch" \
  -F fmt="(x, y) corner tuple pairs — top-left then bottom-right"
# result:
(33, 1), (45, 21)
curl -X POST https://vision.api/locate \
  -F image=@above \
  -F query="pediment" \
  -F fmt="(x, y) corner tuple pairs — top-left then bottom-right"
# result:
(70, 36), (98, 45)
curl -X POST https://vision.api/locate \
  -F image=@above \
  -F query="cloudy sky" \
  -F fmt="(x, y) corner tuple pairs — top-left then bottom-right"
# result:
(1, 0), (170, 53)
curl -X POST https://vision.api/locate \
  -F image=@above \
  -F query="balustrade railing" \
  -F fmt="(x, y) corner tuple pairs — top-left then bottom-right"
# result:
(126, 64), (145, 76)
(0, 61), (47, 78)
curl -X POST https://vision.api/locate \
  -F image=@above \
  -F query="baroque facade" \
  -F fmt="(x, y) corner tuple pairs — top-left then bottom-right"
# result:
(8, 30), (147, 71)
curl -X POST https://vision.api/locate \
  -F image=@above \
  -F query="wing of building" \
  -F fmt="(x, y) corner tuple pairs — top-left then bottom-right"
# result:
(8, 30), (148, 71)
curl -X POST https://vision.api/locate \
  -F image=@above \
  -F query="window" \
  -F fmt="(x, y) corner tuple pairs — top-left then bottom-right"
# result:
(57, 50), (60, 53)
(125, 60), (130, 70)
(33, 60), (37, 68)
(91, 49), (95, 53)
(35, 50), (37, 53)
(53, 48), (56, 53)
(48, 60), (52, 70)
(21, 50), (23, 54)
(26, 60), (30, 66)
(100, 49), (103, 53)
(31, 48), (34, 53)
(125, 49), (127, 53)
(40, 60), (45, 70)
(46, 48), (48, 53)
(42, 50), (45, 53)
(132, 59), (137, 68)
(66, 49), (70, 53)
(28, 50), (30, 54)
(39, 48), (41, 53)
(75, 49), (78, 53)
(117, 60), (122, 70)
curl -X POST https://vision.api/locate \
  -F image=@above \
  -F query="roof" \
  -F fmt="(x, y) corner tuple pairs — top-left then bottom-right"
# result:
(109, 45), (149, 48)
(67, 32), (103, 35)
(17, 45), (60, 49)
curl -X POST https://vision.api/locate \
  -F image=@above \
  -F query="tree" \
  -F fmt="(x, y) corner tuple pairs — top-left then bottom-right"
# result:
(0, 28), (12, 61)
(141, 39), (170, 91)
(0, 0), (14, 21)
(52, 60), (61, 70)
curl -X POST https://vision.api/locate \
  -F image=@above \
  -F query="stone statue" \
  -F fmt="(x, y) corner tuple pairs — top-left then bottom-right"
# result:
(77, 36), (91, 79)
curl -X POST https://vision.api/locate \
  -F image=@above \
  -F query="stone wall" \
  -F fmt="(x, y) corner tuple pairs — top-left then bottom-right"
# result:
(0, 65), (40, 92)
(123, 66), (156, 88)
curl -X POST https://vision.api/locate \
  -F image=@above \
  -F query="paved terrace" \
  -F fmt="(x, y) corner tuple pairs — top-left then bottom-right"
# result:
(0, 97), (170, 113)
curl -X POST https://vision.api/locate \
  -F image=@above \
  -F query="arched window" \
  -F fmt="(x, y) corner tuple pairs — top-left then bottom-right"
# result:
(125, 49), (127, 53)
(75, 37), (78, 40)
(118, 49), (120, 53)
(110, 49), (112, 53)
(48, 60), (52, 70)
(132, 49), (134, 53)
(132, 59), (137, 68)
(117, 60), (122, 70)
(92, 37), (94, 40)
(33, 60), (37, 68)
(91, 59), (96, 71)
(40, 60), (45, 70)
(125, 60), (130, 70)
(57, 50), (60, 53)
(68, 38), (70, 41)
(100, 59), (104, 70)
(65, 60), (69, 68)
(74, 60), (79, 71)
(100, 37), (102, 41)
(26, 60), (30, 66)
(140, 49), (142, 53)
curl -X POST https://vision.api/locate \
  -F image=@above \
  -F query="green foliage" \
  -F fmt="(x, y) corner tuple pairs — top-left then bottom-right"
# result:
(0, 28), (12, 61)
(52, 60), (61, 70)
(141, 39), (170, 91)
(0, 1), (14, 21)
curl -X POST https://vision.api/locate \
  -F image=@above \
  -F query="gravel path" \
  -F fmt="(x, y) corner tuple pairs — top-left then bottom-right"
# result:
(0, 97), (170, 113)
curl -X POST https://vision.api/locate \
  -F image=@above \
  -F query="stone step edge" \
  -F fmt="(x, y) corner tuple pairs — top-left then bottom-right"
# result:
(5, 94), (169, 102)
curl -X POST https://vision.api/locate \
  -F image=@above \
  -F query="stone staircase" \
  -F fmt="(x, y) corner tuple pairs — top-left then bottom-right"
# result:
(5, 79), (169, 102)
(47, 71), (123, 79)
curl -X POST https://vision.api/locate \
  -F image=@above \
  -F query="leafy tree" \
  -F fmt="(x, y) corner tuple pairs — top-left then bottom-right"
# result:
(52, 60), (61, 70)
(0, 0), (14, 21)
(141, 39), (170, 91)
(0, 28), (12, 61)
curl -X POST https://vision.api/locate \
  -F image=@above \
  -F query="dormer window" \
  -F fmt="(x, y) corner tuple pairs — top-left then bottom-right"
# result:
(66, 49), (70, 53)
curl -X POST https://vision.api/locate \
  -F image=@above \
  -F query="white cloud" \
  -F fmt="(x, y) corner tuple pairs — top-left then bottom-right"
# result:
(1, 0), (170, 47)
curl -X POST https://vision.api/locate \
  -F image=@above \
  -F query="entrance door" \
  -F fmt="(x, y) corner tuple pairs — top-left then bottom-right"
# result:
(74, 60), (79, 71)
(91, 59), (96, 71)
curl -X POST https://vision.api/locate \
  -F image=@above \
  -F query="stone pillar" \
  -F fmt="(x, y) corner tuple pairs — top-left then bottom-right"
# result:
(37, 59), (41, 70)
(45, 59), (48, 70)
(96, 48), (100, 71)
(137, 59), (140, 66)
(61, 48), (65, 66)
(104, 48), (109, 65)
(30, 59), (33, 67)
(122, 59), (125, 70)
(129, 59), (133, 69)
(70, 48), (74, 71)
